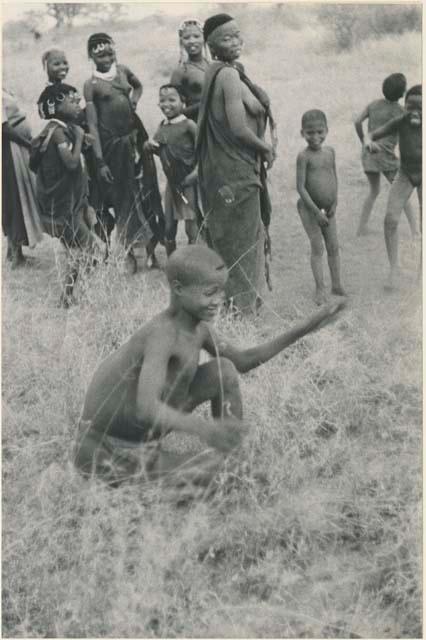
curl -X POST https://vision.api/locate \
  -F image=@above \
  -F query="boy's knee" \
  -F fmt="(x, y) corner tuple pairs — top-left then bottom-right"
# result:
(384, 211), (399, 231)
(327, 243), (339, 258)
(311, 238), (324, 256)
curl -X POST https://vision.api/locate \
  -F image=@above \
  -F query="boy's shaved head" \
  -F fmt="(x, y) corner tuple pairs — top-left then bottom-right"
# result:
(166, 245), (227, 286)
(301, 109), (327, 129)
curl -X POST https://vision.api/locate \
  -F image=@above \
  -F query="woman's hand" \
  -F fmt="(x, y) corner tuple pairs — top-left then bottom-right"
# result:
(98, 164), (114, 184)
(83, 133), (95, 148)
(181, 170), (198, 188)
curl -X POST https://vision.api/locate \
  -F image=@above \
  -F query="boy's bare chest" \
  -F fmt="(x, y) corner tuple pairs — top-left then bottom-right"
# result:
(165, 333), (203, 399)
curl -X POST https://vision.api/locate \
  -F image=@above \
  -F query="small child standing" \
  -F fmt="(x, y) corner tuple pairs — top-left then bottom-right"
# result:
(296, 110), (346, 305)
(367, 84), (422, 290)
(145, 84), (201, 256)
(354, 72), (417, 237)
(33, 83), (97, 307)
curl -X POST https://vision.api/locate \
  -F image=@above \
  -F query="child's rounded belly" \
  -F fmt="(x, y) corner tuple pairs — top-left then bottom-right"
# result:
(306, 172), (337, 210)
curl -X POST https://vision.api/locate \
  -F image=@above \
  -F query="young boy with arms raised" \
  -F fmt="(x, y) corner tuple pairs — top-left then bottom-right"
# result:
(74, 245), (345, 489)
(366, 84), (422, 290)
(145, 84), (201, 256)
(33, 83), (96, 307)
(354, 72), (417, 238)
(296, 109), (346, 305)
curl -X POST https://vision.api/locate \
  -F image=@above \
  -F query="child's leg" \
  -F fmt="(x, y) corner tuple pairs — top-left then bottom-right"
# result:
(357, 172), (380, 236)
(384, 170), (414, 289)
(297, 200), (327, 304)
(149, 358), (244, 489)
(185, 219), (199, 244)
(164, 184), (178, 256)
(384, 170), (418, 237)
(322, 217), (346, 296)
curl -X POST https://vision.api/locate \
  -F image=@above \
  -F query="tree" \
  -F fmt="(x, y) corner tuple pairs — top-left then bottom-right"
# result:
(46, 3), (82, 28)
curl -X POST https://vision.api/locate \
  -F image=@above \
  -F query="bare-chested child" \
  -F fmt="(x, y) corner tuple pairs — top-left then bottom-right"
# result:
(366, 84), (422, 290)
(74, 245), (345, 489)
(296, 109), (346, 305)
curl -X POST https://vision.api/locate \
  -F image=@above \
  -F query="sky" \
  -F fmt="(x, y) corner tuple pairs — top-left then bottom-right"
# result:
(1, 2), (213, 26)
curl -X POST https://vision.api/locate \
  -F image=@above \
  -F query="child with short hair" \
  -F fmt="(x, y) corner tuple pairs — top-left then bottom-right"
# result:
(33, 83), (97, 307)
(74, 244), (345, 489)
(354, 72), (417, 237)
(296, 109), (346, 305)
(366, 84), (422, 290)
(145, 84), (201, 256)
(42, 49), (70, 84)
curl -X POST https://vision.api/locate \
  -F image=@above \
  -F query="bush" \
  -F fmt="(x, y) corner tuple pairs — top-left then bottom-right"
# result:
(318, 4), (421, 51)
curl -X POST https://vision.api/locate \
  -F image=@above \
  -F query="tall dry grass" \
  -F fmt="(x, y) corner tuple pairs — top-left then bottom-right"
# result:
(2, 8), (422, 638)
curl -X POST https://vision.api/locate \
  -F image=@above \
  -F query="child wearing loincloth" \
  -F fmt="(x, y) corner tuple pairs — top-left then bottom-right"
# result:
(73, 245), (345, 490)
(296, 110), (346, 306)
(354, 72), (417, 238)
(366, 84), (422, 290)
(145, 84), (202, 256)
(33, 83), (97, 307)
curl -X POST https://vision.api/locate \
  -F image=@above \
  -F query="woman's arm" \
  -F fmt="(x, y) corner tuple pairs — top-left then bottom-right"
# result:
(220, 67), (272, 156)
(2, 122), (31, 149)
(354, 105), (369, 143)
(83, 79), (114, 183)
(123, 65), (143, 108)
(203, 300), (345, 374)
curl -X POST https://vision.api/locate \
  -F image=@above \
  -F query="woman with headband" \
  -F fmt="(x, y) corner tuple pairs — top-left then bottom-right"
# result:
(197, 14), (276, 315)
(83, 33), (164, 272)
(170, 18), (210, 121)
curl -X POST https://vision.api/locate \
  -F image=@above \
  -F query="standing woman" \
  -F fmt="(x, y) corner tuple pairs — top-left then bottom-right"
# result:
(83, 33), (163, 271)
(2, 88), (43, 267)
(170, 19), (210, 122)
(197, 14), (276, 314)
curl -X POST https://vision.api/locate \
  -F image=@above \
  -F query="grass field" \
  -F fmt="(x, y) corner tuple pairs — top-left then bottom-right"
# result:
(2, 7), (422, 638)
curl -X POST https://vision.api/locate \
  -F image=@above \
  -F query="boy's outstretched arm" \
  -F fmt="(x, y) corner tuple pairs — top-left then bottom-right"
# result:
(203, 300), (346, 374)
(136, 335), (243, 453)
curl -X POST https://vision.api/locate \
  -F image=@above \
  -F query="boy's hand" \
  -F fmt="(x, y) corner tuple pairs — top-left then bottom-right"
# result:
(263, 145), (276, 170)
(83, 133), (95, 148)
(205, 418), (247, 453)
(314, 299), (347, 329)
(364, 137), (379, 153)
(316, 209), (329, 227)
(144, 140), (159, 153)
(131, 98), (139, 111)
(327, 203), (337, 219)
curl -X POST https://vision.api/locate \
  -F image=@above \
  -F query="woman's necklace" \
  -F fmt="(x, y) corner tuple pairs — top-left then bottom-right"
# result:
(186, 59), (208, 73)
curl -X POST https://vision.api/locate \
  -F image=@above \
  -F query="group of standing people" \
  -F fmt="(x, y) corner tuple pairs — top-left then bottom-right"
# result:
(3, 12), (422, 312)
(3, 13), (276, 315)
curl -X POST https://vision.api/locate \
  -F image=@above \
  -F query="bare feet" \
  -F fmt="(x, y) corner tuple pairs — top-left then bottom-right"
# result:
(11, 253), (28, 269)
(123, 250), (137, 275)
(314, 288), (328, 306)
(331, 286), (347, 297)
(384, 270), (399, 292)
(58, 293), (77, 309)
(146, 252), (160, 270)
